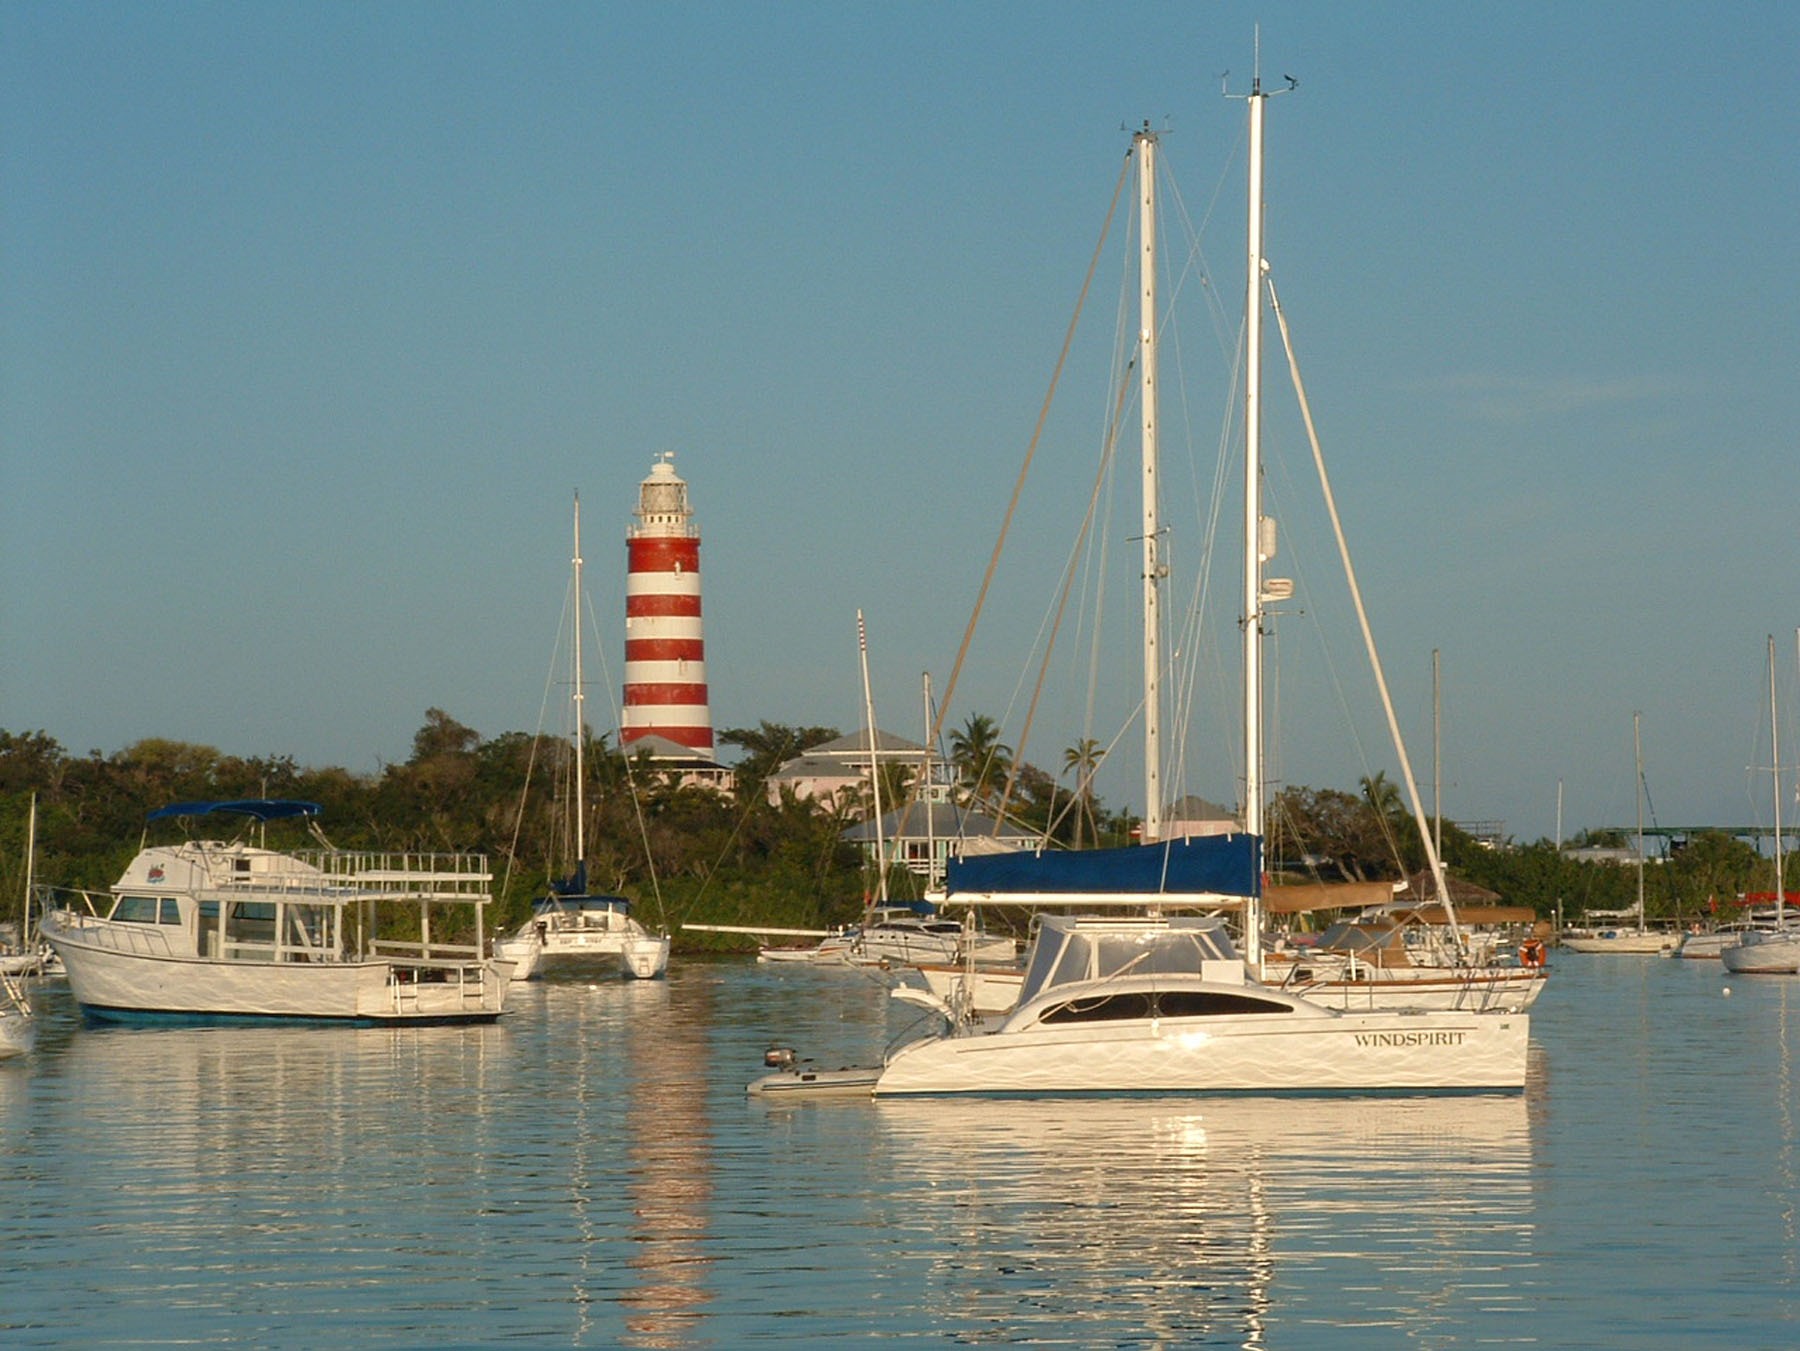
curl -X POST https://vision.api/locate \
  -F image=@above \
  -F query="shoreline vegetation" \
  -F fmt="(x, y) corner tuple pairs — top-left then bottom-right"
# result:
(1, 718), (1780, 949)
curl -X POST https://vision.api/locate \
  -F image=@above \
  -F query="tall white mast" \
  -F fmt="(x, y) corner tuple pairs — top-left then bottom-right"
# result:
(1771, 635), (1785, 926)
(859, 611), (888, 906)
(1634, 711), (1646, 933)
(572, 494), (587, 872)
(1240, 76), (1268, 969)
(1135, 124), (1164, 844)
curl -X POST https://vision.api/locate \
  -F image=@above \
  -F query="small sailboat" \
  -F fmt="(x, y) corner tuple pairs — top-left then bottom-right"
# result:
(1722, 635), (1800, 974)
(499, 495), (670, 981)
(1561, 715), (1678, 954)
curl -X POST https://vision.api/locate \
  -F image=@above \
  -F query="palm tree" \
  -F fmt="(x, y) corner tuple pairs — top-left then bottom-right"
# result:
(948, 714), (1012, 809)
(1062, 738), (1104, 850)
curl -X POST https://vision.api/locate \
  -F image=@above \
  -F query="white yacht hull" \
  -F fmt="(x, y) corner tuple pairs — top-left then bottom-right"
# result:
(41, 914), (510, 1024)
(875, 1008), (1529, 1096)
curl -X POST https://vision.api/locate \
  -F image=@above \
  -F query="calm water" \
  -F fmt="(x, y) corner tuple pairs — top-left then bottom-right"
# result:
(2, 953), (1795, 1349)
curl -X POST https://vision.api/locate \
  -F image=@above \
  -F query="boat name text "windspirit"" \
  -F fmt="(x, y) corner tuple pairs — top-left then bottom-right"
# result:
(1352, 1030), (1468, 1048)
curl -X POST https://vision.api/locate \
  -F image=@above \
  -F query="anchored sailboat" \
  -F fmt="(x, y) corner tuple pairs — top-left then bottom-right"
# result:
(499, 496), (670, 981)
(757, 80), (1529, 1096)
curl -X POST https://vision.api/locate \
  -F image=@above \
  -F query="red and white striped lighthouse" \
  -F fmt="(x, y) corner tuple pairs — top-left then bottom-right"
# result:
(621, 453), (715, 759)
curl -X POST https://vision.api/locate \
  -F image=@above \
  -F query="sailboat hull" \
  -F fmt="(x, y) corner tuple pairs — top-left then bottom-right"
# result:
(1719, 931), (1800, 974)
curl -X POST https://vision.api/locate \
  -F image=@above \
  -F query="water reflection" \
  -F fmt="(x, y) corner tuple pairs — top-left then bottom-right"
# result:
(873, 1094), (1534, 1348)
(620, 977), (713, 1348)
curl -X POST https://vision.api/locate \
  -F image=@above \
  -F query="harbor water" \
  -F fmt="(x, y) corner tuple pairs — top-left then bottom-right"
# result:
(3, 953), (1795, 1348)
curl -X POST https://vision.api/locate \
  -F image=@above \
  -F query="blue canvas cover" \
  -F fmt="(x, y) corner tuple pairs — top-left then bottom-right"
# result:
(147, 799), (323, 823)
(946, 834), (1261, 897)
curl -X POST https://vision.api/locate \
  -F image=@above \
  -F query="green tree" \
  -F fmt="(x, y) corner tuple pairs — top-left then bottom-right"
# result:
(1062, 738), (1103, 850)
(948, 714), (1012, 809)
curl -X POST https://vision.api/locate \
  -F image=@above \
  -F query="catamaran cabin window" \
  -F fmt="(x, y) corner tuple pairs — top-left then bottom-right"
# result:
(1039, 992), (1155, 1023)
(1155, 990), (1293, 1017)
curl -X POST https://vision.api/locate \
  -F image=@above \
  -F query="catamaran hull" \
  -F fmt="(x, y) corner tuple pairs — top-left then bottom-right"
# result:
(874, 1011), (1529, 1096)
(42, 921), (509, 1024)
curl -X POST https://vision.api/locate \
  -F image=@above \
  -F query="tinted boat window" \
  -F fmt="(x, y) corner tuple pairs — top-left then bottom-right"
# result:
(1156, 990), (1292, 1017)
(1038, 991), (1155, 1023)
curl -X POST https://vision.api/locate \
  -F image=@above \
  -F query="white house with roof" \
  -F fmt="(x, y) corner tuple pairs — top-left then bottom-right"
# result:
(841, 799), (1039, 885)
(763, 728), (931, 808)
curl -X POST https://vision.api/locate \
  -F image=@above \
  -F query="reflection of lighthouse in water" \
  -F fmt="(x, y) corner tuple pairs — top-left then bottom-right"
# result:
(621, 453), (715, 760)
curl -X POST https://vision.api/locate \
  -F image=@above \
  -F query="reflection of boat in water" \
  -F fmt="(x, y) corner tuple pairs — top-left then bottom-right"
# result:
(872, 1091), (1532, 1344)
(0, 970), (33, 1057)
(38, 799), (513, 1025)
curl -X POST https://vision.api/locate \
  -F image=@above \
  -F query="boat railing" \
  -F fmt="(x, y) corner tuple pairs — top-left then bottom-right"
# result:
(196, 851), (493, 905)
(45, 903), (182, 959)
(371, 939), (489, 966)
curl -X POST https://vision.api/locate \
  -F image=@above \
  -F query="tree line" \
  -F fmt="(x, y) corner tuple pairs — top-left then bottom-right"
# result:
(2, 720), (1781, 947)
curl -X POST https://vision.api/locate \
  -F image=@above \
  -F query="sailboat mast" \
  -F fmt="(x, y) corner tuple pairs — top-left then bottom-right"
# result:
(1241, 80), (1267, 969)
(1771, 635), (1785, 925)
(1135, 125), (1164, 844)
(859, 611), (888, 905)
(1634, 711), (1645, 932)
(22, 792), (35, 947)
(572, 494), (586, 869)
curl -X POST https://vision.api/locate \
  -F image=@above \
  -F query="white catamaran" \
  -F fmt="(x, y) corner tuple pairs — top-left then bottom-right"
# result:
(498, 495), (670, 981)
(755, 80), (1529, 1098)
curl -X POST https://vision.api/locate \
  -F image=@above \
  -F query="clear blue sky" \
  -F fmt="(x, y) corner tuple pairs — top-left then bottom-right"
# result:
(4, 2), (1796, 845)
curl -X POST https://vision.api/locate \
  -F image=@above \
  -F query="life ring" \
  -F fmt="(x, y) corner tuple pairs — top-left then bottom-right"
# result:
(1519, 939), (1547, 968)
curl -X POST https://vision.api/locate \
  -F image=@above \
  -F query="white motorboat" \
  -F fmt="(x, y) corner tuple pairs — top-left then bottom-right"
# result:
(754, 914), (1526, 1097)
(37, 799), (513, 1024)
(1721, 637), (1799, 975)
(498, 495), (670, 981)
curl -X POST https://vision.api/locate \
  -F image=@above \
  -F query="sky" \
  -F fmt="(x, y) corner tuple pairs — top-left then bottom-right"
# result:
(3, 1), (1797, 846)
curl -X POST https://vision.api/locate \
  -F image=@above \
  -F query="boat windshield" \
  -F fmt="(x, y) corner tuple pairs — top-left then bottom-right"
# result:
(1017, 919), (1238, 1005)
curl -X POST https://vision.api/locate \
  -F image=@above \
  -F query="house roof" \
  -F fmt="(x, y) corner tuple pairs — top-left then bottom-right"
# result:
(804, 727), (927, 757)
(1165, 794), (1238, 823)
(622, 733), (721, 767)
(768, 755), (864, 782)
